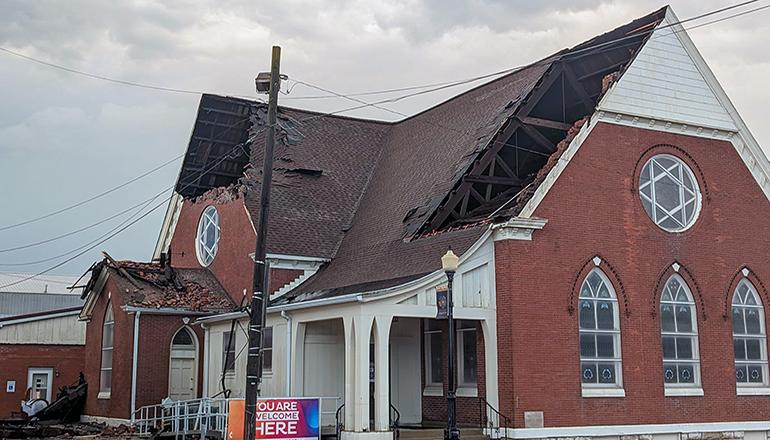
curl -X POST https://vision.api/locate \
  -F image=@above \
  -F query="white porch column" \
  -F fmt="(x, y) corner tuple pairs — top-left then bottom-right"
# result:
(353, 314), (373, 432)
(291, 321), (306, 396)
(373, 315), (392, 432)
(481, 318), (499, 416)
(343, 315), (356, 430)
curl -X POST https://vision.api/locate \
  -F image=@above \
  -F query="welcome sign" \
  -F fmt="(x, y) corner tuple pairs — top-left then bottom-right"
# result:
(227, 398), (321, 440)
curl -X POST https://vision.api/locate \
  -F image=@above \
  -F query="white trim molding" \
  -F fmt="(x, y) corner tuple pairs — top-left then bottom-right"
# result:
(582, 388), (625, 398)
(737, 387), (770, 396)
(0, 309), (81, 327)
(664, 387), (704, 397)
(504, 421), (770, 439)
(492, 217), (548, 241)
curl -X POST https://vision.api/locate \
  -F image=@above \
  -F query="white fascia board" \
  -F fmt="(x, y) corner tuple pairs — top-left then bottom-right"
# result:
(505, 421), (770, 439)
(78, 268), (110, 321)
(195, 310), (249, 325)
(0, 309), (81, 327)
(152, 192), (184, 260)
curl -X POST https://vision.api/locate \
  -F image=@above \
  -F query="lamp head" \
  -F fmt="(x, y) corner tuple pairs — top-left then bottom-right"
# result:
(441, 249), (459, 273)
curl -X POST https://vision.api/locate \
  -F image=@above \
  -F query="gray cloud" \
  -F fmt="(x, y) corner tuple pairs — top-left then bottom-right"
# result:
(1, 0), (769, 276)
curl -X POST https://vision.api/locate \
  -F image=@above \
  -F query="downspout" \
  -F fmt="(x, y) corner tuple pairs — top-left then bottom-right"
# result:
(202, 323), (210, 397)
(281, 311), (291, 396)
(130, 311), (141, 424)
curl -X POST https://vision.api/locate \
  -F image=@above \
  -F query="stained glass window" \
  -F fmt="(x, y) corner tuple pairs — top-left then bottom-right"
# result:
(579, 269), (622, 388)
(660, 275), (701, 387)
(732, 279), (768, 387)
(196, 206), (220, 266)
(639, 155), (701, 232)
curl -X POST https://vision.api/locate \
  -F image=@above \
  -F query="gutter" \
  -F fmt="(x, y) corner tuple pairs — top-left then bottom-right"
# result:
(202, 323), (210, 397)
(280, 311), (291, 395)
(130, 311), (141, 424)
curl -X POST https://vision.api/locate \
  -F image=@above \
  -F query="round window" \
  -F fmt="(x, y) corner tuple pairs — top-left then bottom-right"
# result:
(196, 206), (220, 266)
(639, 154), (701, 232)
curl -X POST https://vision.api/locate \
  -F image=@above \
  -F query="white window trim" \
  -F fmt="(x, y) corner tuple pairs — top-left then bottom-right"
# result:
(262, 326), (273, 376)
(456, 387), (478, 398)
(661, 274), (702, 390)
(732, 278), (769, 388)
(665, 387), (704, 397)
(423, 321), (443, 390)
(736, 386), (770, 396)
(222, 331), (237, 374)
(579, 269), (624, 393)
(639, 154), (702, 233)
(422, 386), (443, 397)
(100, 303), (114, 396)
(195, 206), (220, 267)
(456, 324), (478, 390)
(27, 368), (53, 402)
(582, 388), (626, 398)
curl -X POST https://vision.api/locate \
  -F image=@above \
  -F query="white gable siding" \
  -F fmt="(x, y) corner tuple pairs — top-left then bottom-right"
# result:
(598, 11), (736, 132)
(0, 314), (85, 345)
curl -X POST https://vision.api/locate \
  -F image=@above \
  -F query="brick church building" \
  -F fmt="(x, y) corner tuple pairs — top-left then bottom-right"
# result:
(79, 6), (770, 439)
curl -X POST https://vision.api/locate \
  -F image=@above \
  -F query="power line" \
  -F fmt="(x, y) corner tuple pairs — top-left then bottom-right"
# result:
(0, 1), (764, 286)
(0, 153), (183, 232)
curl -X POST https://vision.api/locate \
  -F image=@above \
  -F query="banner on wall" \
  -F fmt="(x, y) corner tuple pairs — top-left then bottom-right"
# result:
(226, 397), (321, 440)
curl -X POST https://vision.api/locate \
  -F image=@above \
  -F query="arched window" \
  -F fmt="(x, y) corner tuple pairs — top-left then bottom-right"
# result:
(660, 275), (701, 390)
(172, 327), (195, 347)
(579, 269), (622, 391)
(732, 279), (768, 388)
(99, 302), (114, 396)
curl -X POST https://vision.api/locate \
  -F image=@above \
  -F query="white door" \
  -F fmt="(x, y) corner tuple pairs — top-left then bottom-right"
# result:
(27, 368), (53, 402)
(389, 320), (422, 425)
(169, 327), (198, 400)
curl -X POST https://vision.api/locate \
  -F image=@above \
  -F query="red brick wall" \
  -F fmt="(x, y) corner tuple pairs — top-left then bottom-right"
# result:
(494, 122), (770, 427)
(421, 320), (486, 426)
(169, 195), (305, 302)
(169, 196), (255, 303)
(0, 344), (85, 418)
(135, 315), (205, 409)
(83, 278), (133, 420)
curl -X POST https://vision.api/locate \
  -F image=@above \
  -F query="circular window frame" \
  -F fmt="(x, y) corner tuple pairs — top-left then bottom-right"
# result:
(638, 153), (702, 233)
(195, 206), (221, 267)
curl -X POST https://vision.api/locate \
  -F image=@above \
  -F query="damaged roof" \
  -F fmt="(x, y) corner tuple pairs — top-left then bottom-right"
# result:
(173, 7), (666, 302)
(84, 258), (235, 313)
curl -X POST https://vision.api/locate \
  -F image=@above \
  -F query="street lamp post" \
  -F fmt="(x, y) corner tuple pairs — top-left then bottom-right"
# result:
(441, 249), (461, 440)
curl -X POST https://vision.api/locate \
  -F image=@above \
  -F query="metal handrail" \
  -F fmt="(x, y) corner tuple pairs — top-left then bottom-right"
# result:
(478, 397), (512, 439)
(335, 403), (345, 439)
(335, 403), (401, 439)
(389, 403), (401, 440)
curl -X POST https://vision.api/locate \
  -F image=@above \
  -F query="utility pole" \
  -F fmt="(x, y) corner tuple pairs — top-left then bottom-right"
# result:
(244, 45), (281, 440)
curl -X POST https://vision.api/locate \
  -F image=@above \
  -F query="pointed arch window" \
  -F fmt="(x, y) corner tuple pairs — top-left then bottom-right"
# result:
(99, 302), (114, 398)
(732, 279), (768, 389)
(579, 269), (623, 395)
(660, 275), (702, 393)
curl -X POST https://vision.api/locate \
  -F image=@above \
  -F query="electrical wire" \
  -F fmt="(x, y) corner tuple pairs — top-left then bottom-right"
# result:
(0, 0), (765, 287)
(0, 153), (183, 232)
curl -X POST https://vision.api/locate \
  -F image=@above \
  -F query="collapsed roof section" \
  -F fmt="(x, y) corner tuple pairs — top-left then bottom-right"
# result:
(169, 7), (667, 300)
(81, 256), (235, 315)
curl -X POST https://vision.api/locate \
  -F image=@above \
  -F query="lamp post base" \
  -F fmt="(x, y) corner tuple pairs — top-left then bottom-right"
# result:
(444, 427), (461, 440)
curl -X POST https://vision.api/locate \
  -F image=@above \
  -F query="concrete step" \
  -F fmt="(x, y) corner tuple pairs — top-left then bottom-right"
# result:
(398, 428), (487, 440)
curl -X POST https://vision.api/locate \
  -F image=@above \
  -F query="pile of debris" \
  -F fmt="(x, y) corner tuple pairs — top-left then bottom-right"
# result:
(0, 421), (137, 439)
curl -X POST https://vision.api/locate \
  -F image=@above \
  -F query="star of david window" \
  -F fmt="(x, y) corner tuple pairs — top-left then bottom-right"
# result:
(579, 269), (623, 389)
(196, 206), (221, 267)
(639, 154), (701, 232)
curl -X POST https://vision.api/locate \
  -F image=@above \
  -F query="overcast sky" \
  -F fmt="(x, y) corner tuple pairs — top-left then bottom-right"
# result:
(1, 0), (769, 278)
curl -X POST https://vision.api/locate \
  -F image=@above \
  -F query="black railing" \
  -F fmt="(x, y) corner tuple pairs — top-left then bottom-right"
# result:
(478, 398), (512, 439)
(334, 403), (401, 440)
(335, 404), (345, 439)
(389, 403), (401, 440)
